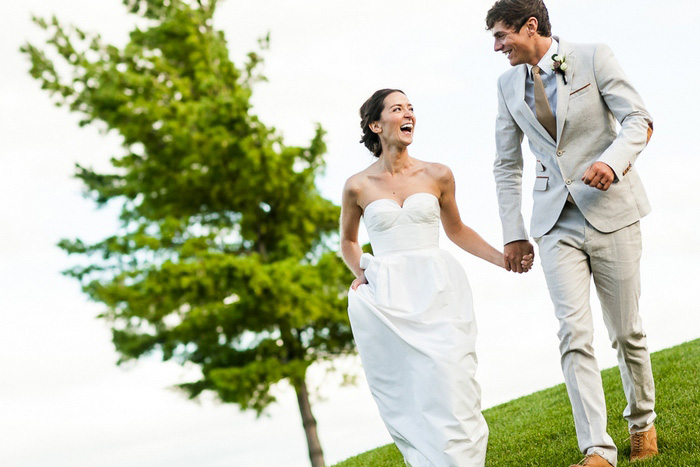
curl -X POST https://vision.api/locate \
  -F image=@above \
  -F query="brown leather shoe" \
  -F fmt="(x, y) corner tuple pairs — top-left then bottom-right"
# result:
(630, 426), (658, 462)
(569, 453), (614, 467)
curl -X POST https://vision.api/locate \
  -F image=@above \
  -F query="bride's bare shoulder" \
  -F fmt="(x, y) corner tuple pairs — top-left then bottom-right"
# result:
(423, 161), (454, 183)
(343, 167), (374, 200)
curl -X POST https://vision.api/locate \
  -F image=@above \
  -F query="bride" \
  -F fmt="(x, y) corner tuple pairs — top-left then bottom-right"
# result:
(340, 89), (533, 466)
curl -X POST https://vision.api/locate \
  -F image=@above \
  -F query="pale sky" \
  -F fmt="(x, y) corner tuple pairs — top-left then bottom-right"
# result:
(2, 1), (699, 466)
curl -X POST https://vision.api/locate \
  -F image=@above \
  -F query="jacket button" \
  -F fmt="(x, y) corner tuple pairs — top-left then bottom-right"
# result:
(565, 179), (572, 185)
(556, 150), (563, 156)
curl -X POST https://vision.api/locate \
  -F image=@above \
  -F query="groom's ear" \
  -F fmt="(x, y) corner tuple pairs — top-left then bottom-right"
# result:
(524, 17), (539, 37)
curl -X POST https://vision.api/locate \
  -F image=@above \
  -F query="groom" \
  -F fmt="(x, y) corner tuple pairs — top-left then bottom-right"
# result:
(485, 1), (657, 466)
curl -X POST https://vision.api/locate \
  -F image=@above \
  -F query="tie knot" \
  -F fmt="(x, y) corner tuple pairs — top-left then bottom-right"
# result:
(532, 65), (541, 76)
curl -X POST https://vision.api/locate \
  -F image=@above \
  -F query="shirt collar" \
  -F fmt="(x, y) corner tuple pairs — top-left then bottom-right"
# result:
(527, 38), (559, 78)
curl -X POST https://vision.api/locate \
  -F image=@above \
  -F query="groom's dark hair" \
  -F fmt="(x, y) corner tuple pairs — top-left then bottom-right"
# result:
(485, 0), (552, 37)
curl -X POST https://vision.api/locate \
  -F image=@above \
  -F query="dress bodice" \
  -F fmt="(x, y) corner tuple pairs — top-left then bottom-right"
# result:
(363, 192), (440, 256)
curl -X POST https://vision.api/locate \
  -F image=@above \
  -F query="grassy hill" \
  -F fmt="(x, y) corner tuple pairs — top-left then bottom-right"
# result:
(332, 338), (700, 467)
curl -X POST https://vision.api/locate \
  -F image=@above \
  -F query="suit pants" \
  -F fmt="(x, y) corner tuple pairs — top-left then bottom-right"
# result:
(534, 202), (656, 466)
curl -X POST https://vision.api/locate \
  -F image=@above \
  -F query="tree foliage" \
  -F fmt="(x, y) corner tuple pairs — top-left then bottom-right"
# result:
(22, 0), (355, 425)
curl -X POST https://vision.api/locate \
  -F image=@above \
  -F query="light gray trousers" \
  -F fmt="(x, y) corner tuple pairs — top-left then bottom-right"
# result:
(535, 202), (656, 466)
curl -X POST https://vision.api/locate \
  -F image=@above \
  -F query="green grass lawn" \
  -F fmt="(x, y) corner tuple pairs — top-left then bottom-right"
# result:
(332, 338), (700, 467)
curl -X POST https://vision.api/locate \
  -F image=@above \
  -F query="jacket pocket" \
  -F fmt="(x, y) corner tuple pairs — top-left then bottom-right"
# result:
(534, 176), (548, 191)
(569, 83), (592, 99)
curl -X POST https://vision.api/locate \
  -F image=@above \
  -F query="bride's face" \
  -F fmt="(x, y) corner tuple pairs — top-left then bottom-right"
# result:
(372, 92), (415, 149)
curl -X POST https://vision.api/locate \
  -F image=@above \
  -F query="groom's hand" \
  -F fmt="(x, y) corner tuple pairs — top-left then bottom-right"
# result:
(503, 240), (534, 274)
(582, 162), (614, 191)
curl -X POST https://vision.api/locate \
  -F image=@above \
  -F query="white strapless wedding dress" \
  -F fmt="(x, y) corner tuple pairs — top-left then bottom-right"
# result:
(348, 192), (488, 467)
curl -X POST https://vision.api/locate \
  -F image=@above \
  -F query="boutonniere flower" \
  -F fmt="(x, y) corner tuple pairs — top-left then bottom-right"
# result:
(551, 54), (568, 84)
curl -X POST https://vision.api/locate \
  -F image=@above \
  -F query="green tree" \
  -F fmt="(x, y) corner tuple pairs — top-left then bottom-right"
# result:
(22, 1), (355, 465)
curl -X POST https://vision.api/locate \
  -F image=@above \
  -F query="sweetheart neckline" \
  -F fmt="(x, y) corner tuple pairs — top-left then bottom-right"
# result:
(364, 192), (439, 211)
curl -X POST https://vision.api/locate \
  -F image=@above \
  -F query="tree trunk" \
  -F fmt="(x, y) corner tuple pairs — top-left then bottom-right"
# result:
(293, 377), (325, 467)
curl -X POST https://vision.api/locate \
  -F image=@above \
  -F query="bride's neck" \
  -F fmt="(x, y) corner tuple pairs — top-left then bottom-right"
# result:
(378, 147), (412, 174)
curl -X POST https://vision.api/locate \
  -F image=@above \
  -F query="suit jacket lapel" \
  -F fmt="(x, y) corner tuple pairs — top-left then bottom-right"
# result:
(511, 65), (553, 143)
(554, 37), (574, 141)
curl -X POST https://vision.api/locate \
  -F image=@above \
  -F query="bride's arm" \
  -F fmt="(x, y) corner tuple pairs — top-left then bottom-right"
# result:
(435, 164), (508, 269)
(340, 178), (368, 289)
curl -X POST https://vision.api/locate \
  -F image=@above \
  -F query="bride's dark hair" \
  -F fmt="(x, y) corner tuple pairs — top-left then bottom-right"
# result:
(359, 89), (404, 158)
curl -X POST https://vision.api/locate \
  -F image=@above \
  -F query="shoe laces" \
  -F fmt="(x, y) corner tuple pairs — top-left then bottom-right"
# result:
(630, 431), (646, 454)
(576, 453), (611, 466)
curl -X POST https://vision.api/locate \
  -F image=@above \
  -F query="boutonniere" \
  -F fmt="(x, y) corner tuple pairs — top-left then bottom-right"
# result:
(551, 54), (568, 84)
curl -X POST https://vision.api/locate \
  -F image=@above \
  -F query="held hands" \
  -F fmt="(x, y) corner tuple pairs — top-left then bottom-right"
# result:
(520, 252), (534, 272)
(582, 162), (614, 191)
(503, 240), (535, 274)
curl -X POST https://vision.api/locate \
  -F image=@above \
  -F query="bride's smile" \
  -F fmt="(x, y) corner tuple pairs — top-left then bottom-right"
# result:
(371, 91), (416, 149)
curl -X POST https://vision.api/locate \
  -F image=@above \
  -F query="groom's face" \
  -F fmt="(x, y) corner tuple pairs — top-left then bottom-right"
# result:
(491, 21), (536, 67)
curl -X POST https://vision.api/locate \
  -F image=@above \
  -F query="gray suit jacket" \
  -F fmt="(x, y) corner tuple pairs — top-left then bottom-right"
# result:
(493, 37), (653, 243)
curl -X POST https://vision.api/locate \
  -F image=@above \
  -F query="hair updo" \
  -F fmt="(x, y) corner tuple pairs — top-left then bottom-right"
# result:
(359, 88), (405, 158)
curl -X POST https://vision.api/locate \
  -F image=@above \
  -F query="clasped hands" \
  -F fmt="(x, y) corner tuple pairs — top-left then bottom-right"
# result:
(504, 240), (535, 274)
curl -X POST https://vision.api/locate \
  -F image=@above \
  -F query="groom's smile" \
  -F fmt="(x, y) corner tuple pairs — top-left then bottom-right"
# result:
(491, 20), (538, 67)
